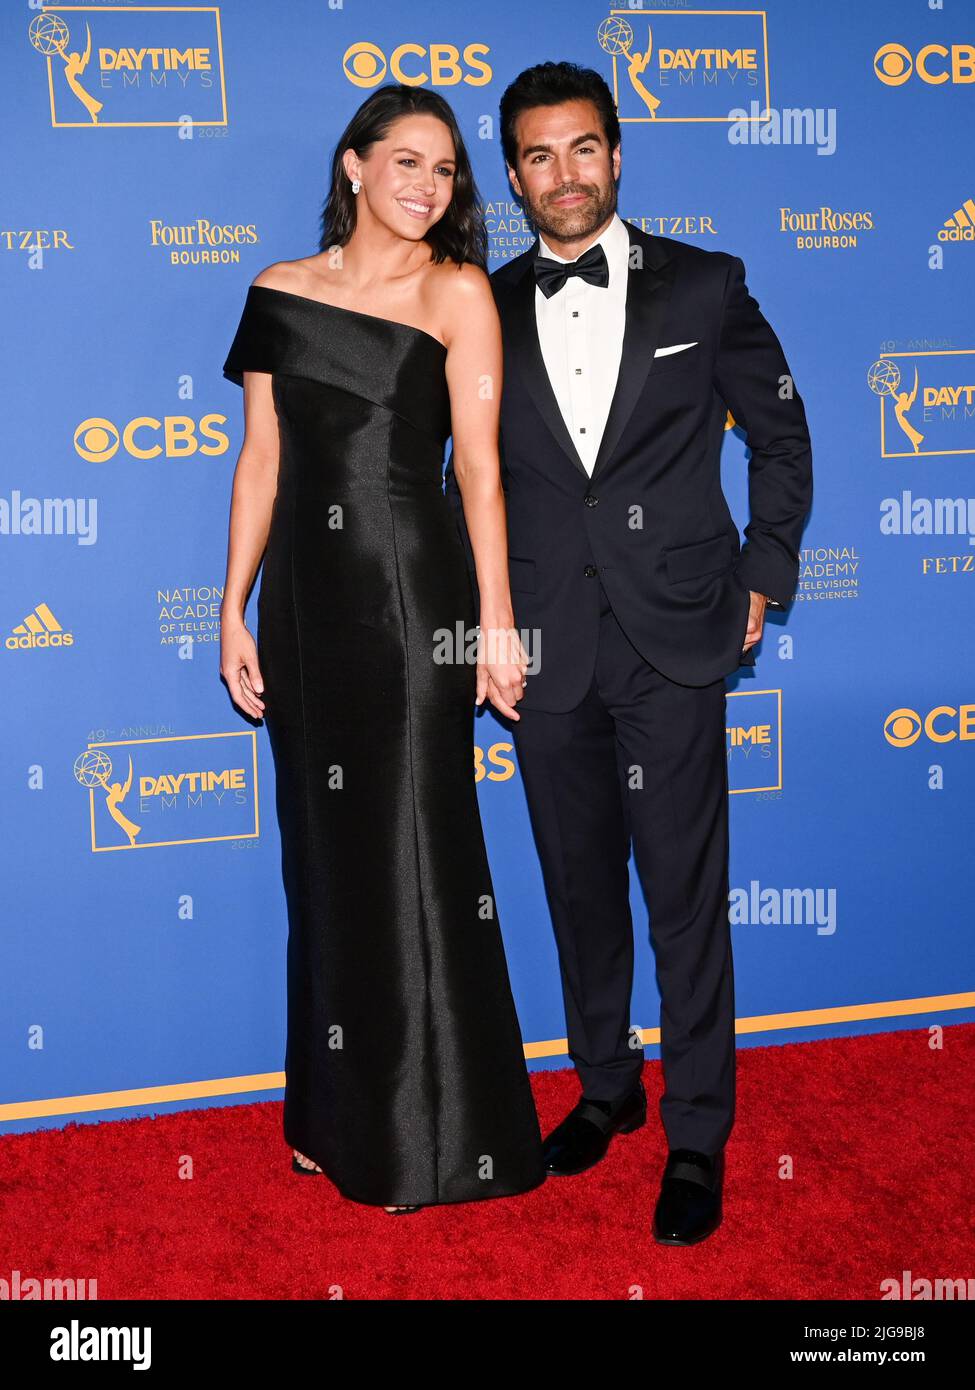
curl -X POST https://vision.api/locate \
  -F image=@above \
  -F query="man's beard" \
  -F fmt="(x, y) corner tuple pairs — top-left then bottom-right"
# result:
(522, 178), (617, 247)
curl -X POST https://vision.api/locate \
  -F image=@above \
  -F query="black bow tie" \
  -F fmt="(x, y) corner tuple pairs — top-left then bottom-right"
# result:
(533, 241), (609, 298)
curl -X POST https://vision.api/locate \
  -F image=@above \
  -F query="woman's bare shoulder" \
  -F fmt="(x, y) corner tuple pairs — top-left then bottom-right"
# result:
(250, 257), (321, 294)
(430, 257), (491, 298)
(430, 260), (497, 345)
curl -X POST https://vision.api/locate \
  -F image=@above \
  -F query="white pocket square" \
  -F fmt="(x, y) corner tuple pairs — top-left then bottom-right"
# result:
(654, 341), (698, 357)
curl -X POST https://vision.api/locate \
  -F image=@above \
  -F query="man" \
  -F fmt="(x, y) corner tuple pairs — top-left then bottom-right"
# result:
(445, 61), (813, 1244)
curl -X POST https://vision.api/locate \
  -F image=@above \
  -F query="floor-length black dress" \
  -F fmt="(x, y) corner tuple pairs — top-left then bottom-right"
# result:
(223, 284), (545, 1207)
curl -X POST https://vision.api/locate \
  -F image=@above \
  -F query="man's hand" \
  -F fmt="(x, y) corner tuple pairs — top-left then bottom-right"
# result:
(482, 673), (523, 721)
(743, 591), (768, 655)
(475, 624), (528, 721)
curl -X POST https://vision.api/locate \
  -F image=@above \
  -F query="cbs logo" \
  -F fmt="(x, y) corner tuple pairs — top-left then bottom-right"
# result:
(74, 416), (230, 462)
(874, 42), (975, 86)
(343, 41), (491, 88)
(474, 742), (515, 783)
(884, 705), (975, 747)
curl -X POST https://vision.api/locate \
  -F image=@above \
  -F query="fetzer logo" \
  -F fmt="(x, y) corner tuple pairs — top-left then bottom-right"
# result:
(6, 602), (73, 651)
(28, 5), (228, 128)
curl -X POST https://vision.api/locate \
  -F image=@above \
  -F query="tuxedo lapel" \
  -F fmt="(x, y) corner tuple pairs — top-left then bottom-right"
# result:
(590, 225), (676, 482)
(504, 248), (589, 480)
(500, 222), (677, 484)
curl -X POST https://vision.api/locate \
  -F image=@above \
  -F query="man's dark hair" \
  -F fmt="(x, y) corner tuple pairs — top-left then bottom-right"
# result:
(499, 61), (621, 172)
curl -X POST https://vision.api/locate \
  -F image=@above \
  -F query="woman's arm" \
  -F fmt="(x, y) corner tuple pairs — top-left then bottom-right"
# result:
(219, 368), (279, 719)
(441, 264), (527, 720)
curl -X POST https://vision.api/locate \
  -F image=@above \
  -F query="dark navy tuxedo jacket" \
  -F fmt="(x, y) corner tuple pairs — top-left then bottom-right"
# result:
(444, 221), (813, 711)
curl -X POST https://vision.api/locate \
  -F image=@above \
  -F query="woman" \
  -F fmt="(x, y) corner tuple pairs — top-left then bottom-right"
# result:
(219, 85), (545, 1213)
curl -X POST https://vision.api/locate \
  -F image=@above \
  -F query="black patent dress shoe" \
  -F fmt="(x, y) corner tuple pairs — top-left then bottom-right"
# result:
(652, 1148), (724, 1245)
(541, 1082), (647, 1176)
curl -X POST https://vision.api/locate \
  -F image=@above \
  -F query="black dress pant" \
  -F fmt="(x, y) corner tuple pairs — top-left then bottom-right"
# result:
(512, 577), (736, 1155)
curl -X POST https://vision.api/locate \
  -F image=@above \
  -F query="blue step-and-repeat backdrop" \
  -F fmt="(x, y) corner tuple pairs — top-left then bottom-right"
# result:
(3, 1), (974, 1135)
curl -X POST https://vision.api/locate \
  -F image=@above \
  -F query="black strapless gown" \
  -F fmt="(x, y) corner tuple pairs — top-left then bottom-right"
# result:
(223, 285), (545, 1207)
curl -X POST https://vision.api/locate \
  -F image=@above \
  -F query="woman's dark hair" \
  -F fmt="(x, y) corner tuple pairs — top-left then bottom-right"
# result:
(500, 61), (621, 172)
(319, 84), (487, 269)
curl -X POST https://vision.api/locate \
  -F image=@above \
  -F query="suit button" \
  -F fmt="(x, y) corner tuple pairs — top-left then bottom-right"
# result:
(583, 564), (598, 578)
(584, 494), (598, 507)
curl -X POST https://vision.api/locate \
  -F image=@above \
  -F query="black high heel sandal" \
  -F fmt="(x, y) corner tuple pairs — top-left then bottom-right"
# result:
(292, 1151), (422, 1210)
(291, 1153), (324, 1176)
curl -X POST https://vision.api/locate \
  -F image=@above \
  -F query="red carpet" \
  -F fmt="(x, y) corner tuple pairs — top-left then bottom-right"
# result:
(2, 1024), (971, 1300)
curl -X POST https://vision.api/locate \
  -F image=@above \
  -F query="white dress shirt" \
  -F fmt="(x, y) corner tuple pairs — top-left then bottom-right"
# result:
(534, 211), (631, 476)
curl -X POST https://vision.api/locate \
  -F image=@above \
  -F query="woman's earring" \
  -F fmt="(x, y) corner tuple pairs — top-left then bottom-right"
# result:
(351, 179), (361, 194)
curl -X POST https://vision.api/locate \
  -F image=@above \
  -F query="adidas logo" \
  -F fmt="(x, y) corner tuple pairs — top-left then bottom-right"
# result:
(939, 197), (975, 242)
(6, 602), (74, 650)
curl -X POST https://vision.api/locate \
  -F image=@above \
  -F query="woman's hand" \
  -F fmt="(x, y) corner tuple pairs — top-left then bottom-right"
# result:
(220, 610), (266, 719)
(475, 624), (529, 721)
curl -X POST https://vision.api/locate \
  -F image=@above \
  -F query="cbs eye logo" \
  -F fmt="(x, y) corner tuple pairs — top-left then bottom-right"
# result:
(73, 415), (230, 461)
(884, 708), (922, 747)
(884, 705), (975, 747)
(342, 41), (491, 88)
(874, 41), (975, 86)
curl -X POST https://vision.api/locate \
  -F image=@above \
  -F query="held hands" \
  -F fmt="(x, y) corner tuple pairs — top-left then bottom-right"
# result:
(475, 623), (529, 722)
(472, 592), (768, 721)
